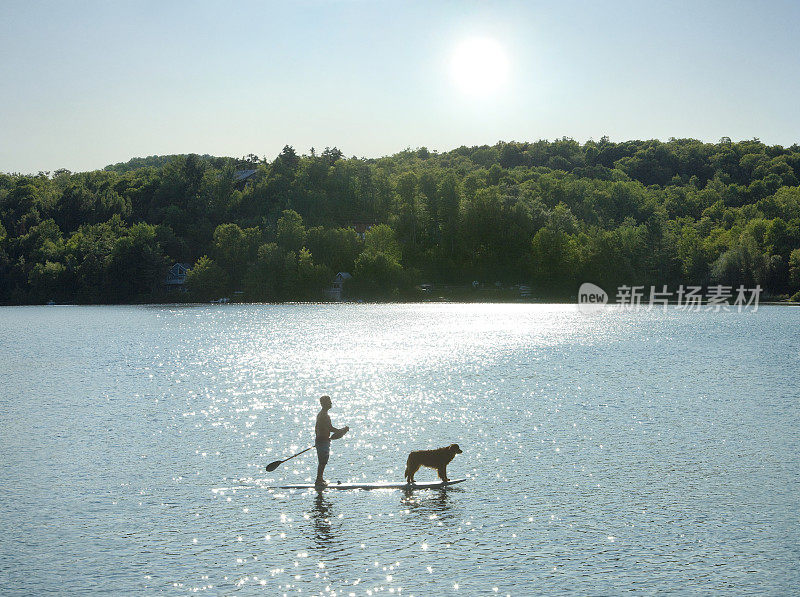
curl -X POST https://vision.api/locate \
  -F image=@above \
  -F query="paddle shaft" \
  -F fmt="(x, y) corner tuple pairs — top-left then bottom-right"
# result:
(280, 445), (314, 464)
(266, 427), (348, 472)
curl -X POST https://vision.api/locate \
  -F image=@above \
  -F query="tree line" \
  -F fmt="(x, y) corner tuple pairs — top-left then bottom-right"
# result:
(1, 137), (800, 304)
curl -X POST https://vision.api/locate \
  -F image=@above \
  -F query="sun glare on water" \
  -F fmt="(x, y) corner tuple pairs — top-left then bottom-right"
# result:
(450, 37), (510, 98)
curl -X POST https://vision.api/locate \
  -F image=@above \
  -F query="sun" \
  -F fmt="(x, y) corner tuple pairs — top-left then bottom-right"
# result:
(450, 37), (510, 97)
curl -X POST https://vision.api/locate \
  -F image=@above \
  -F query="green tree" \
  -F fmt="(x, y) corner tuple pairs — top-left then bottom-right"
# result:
(788, 248), (800, 290)
(28, 261), (67, 302)
(62, 218), (125, 302)
(211, 223), (259, 287)
(710, 235), (771, 289)
(438, 173), (461, 255)
(186, 255), (229, 300)
(396, 172), (418, 247)
(277, 210), (306, 252)
(295, 247), (332, 300)
(305, 226), (362, 273)
(351, 250), (405, 299)
(243, 243), (288, 301)
(530, 227), (579, 293)
(106, 223), (167, 301)
(677, 224), (707, 282)
(363, 224), (401, 261)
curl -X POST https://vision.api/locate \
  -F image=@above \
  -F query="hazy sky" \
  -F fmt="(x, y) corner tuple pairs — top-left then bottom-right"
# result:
(2, 0), (799, 173)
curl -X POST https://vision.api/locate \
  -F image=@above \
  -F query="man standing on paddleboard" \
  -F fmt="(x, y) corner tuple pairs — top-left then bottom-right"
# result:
(315, 395), (348, 487)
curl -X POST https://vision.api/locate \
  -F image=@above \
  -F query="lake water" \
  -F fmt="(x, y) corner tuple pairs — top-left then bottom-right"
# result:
(0, 304), (798, 595)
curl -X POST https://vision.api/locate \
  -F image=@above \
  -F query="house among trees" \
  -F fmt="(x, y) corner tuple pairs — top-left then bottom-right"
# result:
(164, 262), (192, 290)
(233, 169), (258, 190)
(349, 221), (375, 240)
(325, 272), (352, 301)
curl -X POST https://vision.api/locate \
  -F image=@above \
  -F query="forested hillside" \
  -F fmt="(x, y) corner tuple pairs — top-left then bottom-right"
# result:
(2, 137), (800, 303)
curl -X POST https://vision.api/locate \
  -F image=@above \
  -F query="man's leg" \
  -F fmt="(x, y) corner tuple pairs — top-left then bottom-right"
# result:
(316, 452), (328, 482)
(315, 442), (330, 485)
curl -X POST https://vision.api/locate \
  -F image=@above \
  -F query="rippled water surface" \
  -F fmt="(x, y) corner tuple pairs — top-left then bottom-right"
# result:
(1, 304), (798, 595)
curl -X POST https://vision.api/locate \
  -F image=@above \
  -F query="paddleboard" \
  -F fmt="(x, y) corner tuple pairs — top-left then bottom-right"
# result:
(275, 478), (467, 490)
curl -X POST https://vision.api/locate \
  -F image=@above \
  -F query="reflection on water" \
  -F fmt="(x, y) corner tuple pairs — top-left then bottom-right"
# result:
(0, 304), (798, 595)
(310, 493), (336, 548)
(400, 487), (454, 519)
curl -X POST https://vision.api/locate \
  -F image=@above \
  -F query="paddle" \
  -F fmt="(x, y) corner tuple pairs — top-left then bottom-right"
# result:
(266, 426), (349, 472)
(265, 446), (314, 472)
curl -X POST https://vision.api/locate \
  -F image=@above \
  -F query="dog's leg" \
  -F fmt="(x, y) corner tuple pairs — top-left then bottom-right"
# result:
(405, 460), (418, 483)
(437, 465), (449, 482)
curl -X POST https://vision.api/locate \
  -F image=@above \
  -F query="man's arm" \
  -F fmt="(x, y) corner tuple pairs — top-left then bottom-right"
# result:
(322, 413), (341, 436)
(319, 411), (348, 439)
(326, 413), (349, 437)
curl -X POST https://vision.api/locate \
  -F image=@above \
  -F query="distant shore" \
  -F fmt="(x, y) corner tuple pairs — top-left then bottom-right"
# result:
(6, 297), (798, 307)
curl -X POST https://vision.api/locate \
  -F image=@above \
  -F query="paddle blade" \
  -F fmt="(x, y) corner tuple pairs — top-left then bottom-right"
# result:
(265, 460), (283, 472)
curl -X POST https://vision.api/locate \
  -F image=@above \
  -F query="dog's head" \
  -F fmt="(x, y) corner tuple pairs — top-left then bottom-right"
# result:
(450, 443), (462, 454)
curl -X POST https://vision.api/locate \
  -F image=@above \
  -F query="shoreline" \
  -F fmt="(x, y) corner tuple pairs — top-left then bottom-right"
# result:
(4, 299), (798, 307)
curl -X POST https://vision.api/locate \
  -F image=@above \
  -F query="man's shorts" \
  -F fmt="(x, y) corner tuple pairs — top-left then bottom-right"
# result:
(316, 441), (331, 460)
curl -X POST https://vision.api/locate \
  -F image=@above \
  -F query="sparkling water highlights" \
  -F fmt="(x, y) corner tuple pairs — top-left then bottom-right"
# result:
(0, 304), (798, 595)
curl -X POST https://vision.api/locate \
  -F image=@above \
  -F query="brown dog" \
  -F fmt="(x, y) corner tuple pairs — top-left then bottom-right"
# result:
(404, 444), (462, 483)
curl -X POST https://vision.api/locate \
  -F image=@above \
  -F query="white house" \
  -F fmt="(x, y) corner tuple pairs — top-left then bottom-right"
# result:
(324, 272), (352, 301)
(164, 262), (192, 289)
